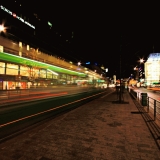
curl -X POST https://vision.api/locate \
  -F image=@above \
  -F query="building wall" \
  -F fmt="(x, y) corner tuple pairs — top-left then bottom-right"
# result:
(145, 53), (160, 85)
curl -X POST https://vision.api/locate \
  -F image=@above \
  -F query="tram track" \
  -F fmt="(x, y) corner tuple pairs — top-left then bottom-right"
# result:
(0, 88), (114, 142)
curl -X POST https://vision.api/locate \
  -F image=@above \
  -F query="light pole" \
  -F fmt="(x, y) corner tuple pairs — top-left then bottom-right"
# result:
(139, 58), (145, 82)
(136, 58), (145, 80)
(112, 34), (129, 104)
(118, 34), (123, 102)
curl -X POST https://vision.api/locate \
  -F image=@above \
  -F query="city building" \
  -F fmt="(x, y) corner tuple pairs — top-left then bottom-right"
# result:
(145, 53), (160, 86)
(0, 34), (105, 90)
(0, 4), (105, 90)
(0, 3), (76, 62)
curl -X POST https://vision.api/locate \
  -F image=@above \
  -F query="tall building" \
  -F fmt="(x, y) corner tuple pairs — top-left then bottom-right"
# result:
(145, 53), (160, 85)
(0, 3), (105, 90)
(0, 2), (76, 62)
(0, 34), (105, 90)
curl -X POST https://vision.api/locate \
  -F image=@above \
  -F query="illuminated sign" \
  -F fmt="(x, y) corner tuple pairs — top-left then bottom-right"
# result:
(0, 5), (35, 29)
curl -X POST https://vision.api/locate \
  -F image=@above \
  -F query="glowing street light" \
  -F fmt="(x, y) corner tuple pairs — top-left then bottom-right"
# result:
(0, 24), (5, 32)
(139, 58), (144, 63)
(78, 62), (81, 66)
(0, 24), (6, 33)
(134, 66), (138, 70)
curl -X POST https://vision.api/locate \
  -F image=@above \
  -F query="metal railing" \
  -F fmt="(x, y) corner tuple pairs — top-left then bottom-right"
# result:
(129, 88), (160, 121)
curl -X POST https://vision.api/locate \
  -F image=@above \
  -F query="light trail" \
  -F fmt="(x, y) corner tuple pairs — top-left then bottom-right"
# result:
(0, 90), (108, 128)
(0, 92), (68, 105)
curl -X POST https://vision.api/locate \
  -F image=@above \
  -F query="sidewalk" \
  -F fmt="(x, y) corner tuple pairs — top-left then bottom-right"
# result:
(0, 89), (160, 159)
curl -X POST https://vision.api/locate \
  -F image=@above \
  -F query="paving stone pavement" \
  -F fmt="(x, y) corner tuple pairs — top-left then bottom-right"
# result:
(0, 90), (160, 160)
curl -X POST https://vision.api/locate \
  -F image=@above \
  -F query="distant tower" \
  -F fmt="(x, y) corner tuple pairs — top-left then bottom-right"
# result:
(153, 44), (154, 53)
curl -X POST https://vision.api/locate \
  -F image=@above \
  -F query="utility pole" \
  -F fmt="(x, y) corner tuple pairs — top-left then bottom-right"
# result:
(119, 34), (123, 102)
(112, 34), (129, 104)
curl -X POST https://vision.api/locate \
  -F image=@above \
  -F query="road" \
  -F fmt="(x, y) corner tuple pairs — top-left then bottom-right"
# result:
(0, 88), (160, 159)
(130, 86), (160, 101)
(0, 85), (103, 107)
(0, 86), (112, 140)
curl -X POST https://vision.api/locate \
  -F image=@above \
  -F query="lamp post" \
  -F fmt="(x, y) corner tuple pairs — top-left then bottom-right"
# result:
(139, 58), (145, 82)
(118, 34), (123, 103)
(112, 34), (129, 104)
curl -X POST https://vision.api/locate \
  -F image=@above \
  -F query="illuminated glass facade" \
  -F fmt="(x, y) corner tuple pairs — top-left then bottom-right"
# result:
(0, 32), (105, 90)
(145, 53), (160, 85)
(0, 46), (103, 90)
(0, 60), (88, 89)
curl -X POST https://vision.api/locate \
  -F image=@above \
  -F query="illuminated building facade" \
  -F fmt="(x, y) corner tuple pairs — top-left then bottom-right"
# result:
(0, 35), (104, 90)
(0, 3), (105, 90)
(145, 53), (160, 85)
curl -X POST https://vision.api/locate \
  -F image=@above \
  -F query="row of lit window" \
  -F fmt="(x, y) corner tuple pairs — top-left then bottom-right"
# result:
(0, 62), (83, 81)
(0, 62), (58, 79)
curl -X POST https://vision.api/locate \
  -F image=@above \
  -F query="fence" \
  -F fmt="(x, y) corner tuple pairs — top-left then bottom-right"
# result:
(129, 88), (160, 121)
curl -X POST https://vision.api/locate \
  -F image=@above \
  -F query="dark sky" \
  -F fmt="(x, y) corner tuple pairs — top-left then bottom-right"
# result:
(2, 1), (160, 78)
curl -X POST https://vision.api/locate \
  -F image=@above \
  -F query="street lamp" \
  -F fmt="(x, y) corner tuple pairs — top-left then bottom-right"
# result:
(0, 24), (6, 33)
(77, 62), (81, 66)
(0, 25), (4, 32)
(134, 66), (138, 70)
(139, 58), (144, 63)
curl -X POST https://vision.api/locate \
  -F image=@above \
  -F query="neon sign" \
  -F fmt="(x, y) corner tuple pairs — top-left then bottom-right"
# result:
(0, 5), (35, 29)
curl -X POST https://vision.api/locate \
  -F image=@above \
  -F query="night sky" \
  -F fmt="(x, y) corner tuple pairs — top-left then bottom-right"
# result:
(1, 1), (160, 78)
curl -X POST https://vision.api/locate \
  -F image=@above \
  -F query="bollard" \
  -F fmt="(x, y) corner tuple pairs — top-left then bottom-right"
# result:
(141, 93), (147, 106)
